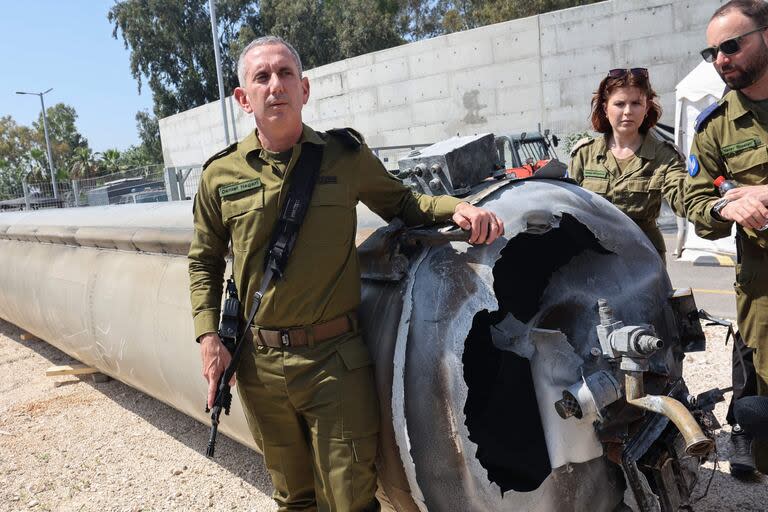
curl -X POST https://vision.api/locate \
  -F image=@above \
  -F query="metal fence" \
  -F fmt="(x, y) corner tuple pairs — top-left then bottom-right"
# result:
(0, 165), (166, 212)
(165, 165), (203, 201)
(0, 144), (420, 213)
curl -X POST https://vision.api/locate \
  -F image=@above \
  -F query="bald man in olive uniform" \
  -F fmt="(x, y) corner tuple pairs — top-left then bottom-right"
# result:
(188, 36), (504, 511)
(685, 0), (768, 476)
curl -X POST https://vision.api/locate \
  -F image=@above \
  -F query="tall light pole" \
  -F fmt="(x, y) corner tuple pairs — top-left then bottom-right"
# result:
(16, 88), (58, 199)
(209, 0), (231, 145)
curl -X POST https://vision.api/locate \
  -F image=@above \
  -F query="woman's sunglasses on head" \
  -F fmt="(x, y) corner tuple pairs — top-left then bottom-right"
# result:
(607, 68), (649, 79)
(700, 26), (767, 63)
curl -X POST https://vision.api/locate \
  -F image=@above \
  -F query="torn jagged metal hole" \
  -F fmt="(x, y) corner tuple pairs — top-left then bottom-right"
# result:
(488, 213), (610, 325)
(463, 309), (550, 493)
(462, 214), (611, 494)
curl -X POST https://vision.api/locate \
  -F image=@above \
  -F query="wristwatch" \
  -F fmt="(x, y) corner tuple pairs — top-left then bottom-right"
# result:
(711, 198), (730, 221)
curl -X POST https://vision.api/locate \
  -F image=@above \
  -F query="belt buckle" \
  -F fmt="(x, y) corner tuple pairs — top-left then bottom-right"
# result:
(280, 330), (291, 347)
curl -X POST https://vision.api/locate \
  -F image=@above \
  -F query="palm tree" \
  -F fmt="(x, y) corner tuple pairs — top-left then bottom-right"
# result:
(69, 147), (96, 179)
(25, 148), (48, 184)
(97, 149), (122, 175)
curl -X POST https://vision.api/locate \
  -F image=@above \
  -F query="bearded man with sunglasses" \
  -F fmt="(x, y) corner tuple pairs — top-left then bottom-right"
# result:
(685, 0), (768, 478)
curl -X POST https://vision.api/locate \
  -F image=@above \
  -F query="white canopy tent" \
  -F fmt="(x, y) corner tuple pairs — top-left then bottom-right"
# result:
(673, 61), (736, 256)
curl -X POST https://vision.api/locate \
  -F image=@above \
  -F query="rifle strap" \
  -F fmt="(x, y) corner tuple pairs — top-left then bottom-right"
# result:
(219, 142), (324, 380)
(264, 143), (324, 278)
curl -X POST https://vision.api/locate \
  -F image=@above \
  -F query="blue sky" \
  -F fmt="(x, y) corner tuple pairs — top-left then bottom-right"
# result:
(0, 1), (155, 152)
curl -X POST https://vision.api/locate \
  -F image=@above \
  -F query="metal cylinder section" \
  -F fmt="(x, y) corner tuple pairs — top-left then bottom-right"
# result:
(0, 180), (687, 511)
(378, 179), (685, 511)
(0, 203), (257, 450)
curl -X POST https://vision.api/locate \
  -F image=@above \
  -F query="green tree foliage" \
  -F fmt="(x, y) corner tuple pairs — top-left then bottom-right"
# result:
(98, 149), (124, 175)
(0, 104), (162, 200)
(89, 111), (164, 171)
(131, 110), (163, 164)
(109, 0), (601, 118)
(108, 0), (259, 118)
(69, 147), (98, 180)
(32, 103), (89, 176)
(432, 0), (603, 34)
(109, 0), (404, 116)
(135, 111), (162, 159)
(0, 117), (35, 198)
(24, 148), (49, 184)
(0, 104), (91, 195)
(0, 116), (34, 174)
(260, 0), (403, 70)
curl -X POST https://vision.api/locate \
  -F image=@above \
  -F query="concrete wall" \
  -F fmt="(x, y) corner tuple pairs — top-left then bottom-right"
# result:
(159, 0), (726, 168)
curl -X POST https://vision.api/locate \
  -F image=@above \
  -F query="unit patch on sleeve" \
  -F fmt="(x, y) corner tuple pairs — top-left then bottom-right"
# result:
(687, 155), (700, 177)
(219, 178), (262, 198)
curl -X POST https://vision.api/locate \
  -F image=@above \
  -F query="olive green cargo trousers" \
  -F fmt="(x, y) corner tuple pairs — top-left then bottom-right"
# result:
(237, 331), (380, 511)
(735, 238), (768, 473)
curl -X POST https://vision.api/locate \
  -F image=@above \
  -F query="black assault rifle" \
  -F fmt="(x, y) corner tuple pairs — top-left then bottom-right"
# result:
(205, 278), (240, 457)
(204, 263), (277, 457)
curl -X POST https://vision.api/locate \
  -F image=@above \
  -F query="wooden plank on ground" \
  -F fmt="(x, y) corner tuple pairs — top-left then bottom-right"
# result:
(45, 364), (99, 377)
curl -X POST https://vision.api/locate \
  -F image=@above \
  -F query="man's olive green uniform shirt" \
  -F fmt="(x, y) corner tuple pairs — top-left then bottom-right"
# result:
(188, 125), (461, 339)
(684, 89), (768, 251)
(569, 133), (687, 254)
(685, 88), (768, 474)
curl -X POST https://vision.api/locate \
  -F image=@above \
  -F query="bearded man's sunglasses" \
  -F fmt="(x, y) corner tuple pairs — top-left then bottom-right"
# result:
(700, 26), (767, 63)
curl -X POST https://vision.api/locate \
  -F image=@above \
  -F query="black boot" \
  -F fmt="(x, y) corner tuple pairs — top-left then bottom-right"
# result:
(730, 424), (756, 478)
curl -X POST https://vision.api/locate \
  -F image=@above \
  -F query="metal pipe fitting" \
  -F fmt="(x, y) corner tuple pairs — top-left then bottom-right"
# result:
(634, 334), (664, 355)
(624, 372), (714, 457)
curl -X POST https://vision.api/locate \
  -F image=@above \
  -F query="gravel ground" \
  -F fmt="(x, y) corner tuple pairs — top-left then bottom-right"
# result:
(1, 318), (766, 512)
(0, 318), (277, 512)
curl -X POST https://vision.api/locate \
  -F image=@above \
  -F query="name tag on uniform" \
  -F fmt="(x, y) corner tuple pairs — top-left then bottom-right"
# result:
(721, 138), (760, 158)
(583, 169), (608, 179)
(219, 178), (262, 198)
(318, 176), (338, 184)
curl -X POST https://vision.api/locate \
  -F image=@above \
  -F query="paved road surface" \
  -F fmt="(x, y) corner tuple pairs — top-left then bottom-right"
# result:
(664, 233), (737, 321)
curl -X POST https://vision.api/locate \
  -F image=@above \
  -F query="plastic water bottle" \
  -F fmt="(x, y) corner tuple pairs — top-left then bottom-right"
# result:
(714, 176), (768, 231)
(714, 176), (739, 195)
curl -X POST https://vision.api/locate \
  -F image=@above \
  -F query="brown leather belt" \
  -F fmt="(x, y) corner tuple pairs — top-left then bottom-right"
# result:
(253, 312), (356, 348)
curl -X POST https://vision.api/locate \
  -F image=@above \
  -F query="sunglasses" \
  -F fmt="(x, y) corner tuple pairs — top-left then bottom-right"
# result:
(700, 26), (767, 63)
(607, 68), (649, 79)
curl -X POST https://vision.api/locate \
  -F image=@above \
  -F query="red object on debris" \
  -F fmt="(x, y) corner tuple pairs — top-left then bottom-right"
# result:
(505, 159), (551, 179)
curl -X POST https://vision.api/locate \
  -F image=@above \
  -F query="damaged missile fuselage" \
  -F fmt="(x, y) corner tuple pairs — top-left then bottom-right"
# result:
(0, 133), (717, 512)
(367, 134), (716, 511)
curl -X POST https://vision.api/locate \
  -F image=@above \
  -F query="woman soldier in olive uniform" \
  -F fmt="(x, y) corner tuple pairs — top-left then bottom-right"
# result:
(569, 68), (687, 261)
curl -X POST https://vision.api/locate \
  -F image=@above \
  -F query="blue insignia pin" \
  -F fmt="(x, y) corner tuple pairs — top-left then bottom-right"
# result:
(688, 155), (700, 177)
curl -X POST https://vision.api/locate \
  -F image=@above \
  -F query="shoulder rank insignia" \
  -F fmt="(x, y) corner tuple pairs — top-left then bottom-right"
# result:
(661, 139), (686, 160)
(694, 101), (724, 133)
(327, 127), (363, 151)
(202, 142), (238, 170)
(569, 137), (594, 157)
